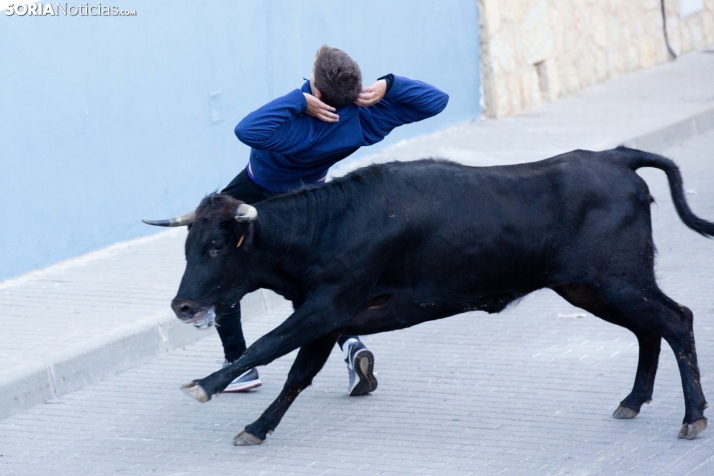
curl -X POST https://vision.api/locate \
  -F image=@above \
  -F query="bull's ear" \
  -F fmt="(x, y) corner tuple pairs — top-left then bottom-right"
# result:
(235, 204), (257, 222)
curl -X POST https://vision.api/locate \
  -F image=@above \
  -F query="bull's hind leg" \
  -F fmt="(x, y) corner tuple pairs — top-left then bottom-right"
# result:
(615, 333), (661, 419)
(234, 333), (339, 446)
(562, 283), (708, 438)
(553, 284), (661, 418)
(615, 288), (707, 438)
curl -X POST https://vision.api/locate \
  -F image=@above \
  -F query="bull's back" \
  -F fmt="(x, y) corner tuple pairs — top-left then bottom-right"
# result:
(340, 152), (649, 293)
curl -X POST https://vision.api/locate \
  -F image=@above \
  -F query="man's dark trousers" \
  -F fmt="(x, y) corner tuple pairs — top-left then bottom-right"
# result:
(217, 169), (359, 363)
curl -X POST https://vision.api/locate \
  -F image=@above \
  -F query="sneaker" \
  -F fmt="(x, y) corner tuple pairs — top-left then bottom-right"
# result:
(220, 361), (262, 393)
(344, 340), (378, 396)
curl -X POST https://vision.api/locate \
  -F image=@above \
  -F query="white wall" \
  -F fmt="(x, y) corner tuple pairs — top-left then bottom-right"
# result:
(0, 0), (482, 280)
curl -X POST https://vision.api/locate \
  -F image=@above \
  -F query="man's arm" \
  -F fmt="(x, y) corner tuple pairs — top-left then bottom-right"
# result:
(359, 75), (449, 145)
(234, 84), (339, 154)
(234, 89), (311, 154)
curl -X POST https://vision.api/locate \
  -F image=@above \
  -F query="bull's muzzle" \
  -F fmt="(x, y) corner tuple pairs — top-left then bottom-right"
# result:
(172, 298), (200, 320)
(171, 299), (216, 329)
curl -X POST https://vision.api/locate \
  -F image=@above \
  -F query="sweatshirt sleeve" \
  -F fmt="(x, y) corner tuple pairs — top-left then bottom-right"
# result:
(234, 88), (313, 153)
(360, 75), (449, 145)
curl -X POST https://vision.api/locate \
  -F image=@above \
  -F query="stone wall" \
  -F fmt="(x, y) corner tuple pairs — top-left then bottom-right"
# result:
(479, 0), (714, 117)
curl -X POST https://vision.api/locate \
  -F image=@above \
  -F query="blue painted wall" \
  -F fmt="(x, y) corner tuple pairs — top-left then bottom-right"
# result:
(0, 0), (481, 280)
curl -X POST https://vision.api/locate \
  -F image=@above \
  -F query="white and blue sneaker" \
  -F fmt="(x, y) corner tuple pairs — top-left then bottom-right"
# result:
(343, 339), (378, 396)
(221, 360), (262, 393)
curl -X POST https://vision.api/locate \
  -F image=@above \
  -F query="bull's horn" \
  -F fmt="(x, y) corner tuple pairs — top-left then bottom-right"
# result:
(235, 204), (258, 222)
(142, 210), (196, 227)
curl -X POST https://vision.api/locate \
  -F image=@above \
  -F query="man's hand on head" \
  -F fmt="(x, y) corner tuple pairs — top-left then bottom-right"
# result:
(354, 79), (387, 107)
(303, 93), (339, 123)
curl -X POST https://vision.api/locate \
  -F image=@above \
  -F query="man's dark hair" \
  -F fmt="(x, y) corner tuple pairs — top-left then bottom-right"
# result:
(313, 45), (362, 108)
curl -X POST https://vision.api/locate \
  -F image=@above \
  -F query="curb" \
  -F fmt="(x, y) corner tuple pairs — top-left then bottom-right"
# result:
(622, 106), (714, 153)
(2, 104), (713, 422)
(0, 288), (288, 420)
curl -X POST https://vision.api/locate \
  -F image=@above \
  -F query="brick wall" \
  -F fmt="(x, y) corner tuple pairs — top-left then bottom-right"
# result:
(479, 0), (714, 117)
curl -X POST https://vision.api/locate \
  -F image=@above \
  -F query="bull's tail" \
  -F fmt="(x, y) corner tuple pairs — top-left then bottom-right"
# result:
(617, 145), (714, 238)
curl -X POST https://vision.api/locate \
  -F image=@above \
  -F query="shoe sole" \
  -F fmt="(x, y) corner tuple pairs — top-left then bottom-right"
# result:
(223, 380), (262, 393)
(349, 349), (378, 396)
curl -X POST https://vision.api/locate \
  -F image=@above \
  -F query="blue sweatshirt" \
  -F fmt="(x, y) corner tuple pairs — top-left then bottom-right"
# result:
(234, 75), (449, 192)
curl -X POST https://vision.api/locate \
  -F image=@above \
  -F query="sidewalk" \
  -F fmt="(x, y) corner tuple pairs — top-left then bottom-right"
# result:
(0, 229), (286, 420)
(1, 49), (713, 473)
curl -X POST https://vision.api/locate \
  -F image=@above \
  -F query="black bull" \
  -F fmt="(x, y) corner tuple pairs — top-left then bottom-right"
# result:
(149, 147), (714, 445)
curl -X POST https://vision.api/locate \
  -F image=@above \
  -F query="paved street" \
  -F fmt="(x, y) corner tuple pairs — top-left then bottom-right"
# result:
(1, 128), (714, 474)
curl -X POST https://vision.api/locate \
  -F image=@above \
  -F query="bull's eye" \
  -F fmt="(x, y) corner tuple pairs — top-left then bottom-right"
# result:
(209, 241), (224, 258)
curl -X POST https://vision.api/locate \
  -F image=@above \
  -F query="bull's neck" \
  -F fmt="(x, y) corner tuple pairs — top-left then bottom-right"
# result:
(246, 192), (329, 298)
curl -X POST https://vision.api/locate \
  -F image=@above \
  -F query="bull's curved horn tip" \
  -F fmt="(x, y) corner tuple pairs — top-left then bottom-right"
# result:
(142, 210), (196, 227)
(142, 218), (170, 227)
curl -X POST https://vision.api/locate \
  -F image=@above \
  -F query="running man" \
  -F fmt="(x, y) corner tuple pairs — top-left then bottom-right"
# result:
(217, 45), (449, 396)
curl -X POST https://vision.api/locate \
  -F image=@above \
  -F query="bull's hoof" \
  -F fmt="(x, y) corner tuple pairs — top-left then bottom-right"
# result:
(182, 382), (210, 403)
(233, 430), (264, 446)
(613, 405), (639, 419)
(678, 418), (707, 440)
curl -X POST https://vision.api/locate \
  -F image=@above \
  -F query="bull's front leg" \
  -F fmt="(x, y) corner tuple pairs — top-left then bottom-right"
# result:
(182, 295), (344, 402)
(234, 333), (339, 445)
